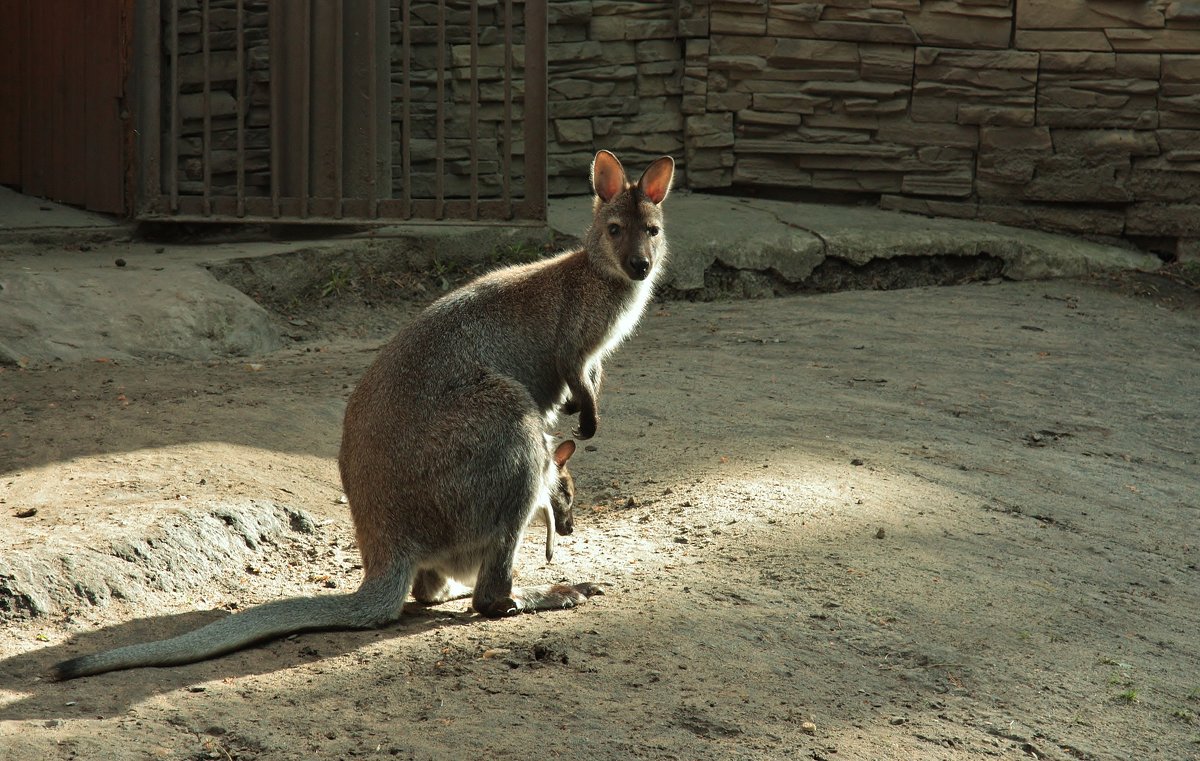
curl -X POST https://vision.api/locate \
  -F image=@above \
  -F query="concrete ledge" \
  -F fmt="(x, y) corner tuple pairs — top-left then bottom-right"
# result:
(549, 192), (1162, 291)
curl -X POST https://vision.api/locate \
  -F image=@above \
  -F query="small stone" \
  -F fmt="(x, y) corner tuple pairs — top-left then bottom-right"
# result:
(851, 458), (864, 466)
(875, 528), (886, 540)
(800, 721), (817, 735)
(115, 258), (127, 267)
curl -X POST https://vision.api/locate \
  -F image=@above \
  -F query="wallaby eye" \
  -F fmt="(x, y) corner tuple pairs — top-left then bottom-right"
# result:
(647, 225), (660, 237)
(607, 223), (621, 237)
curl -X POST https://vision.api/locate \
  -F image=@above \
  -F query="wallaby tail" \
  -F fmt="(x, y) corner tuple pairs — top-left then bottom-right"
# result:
(52, 563), (412, 680)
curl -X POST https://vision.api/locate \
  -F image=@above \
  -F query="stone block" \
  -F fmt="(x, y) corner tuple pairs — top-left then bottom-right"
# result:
(767, 19), (921, 44)
(771, 38), (861, 66)
(1105, 27), (1200, 53)
(859, 44), (915, 84)
(1051, 129), (1161, 156)
(869, 119), (969, 148)
(554, 118), (593, 145)
(687, 112), (735, 140)
(549, 97), (640, 119)
(1039, 51), (1160, 78)
(712, 11), (767, 34)
(750, 92), (829, 113)
(637, 39), (682, 63)
(976, 202), (1127, 236)
(822, 8), (907, 25)
(1023, 156), (1134, 203)
(707, 91), (753, 111)
(906, 1), (1013, 49)
(736, 109), (805, 127)
(686, 149), (735, 174)
(547, 1), (593, 25)
(682, 94), (708, 114)
(768, 3), (824, 22)
(1125, 202), (1200, 235)
(688, 166), (734, 188)
(881, 194), (980, 218)
(912, 47), (1038, 126)
(732, 156), (812, 186)
(980, 126), (1053, 152)
(900, 168), (975, 198)
(1017, 0), (1168, 29)
(1015, 30), (1113, 52)
(708, 54), (769, 73)
(808, 169), (904, 192)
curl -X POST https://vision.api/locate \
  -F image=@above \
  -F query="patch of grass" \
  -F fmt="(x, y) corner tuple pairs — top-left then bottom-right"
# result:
(1108, 672), (1134, 687)
(1188, 687), (1200, 701)
(1115, 688), (1139, 704)
(1172, 708), (1195, 723)
(319, 264), (354, 299)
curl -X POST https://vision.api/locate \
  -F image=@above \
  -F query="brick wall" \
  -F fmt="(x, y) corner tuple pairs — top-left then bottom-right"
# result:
(547, 0), (1200, 257)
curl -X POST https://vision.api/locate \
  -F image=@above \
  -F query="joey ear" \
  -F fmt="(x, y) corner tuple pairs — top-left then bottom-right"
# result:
(591, 150), (627, 203)
(553, 439), (576, 467)
(638, 156), (675, 205)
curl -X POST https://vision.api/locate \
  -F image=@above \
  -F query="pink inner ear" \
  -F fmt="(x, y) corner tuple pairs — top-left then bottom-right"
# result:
(592, 151), (626, 202)
(640, 158), (674, 205)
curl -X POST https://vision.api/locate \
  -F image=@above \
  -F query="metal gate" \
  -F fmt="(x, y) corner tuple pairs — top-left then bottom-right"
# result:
(135, 0), (547, 224)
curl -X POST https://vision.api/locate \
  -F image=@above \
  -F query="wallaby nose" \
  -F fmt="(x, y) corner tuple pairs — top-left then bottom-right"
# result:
(629, 256), (650, 280)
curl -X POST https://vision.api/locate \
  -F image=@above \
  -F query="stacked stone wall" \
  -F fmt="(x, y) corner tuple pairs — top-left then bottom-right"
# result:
(548, 0), (1200, 257)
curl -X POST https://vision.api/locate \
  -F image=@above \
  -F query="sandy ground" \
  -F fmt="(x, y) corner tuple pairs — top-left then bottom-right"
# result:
(1, 273), (1199, 760)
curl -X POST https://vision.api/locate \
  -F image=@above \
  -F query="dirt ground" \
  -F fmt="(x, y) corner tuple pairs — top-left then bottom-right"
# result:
(1, 268), (1199, 760)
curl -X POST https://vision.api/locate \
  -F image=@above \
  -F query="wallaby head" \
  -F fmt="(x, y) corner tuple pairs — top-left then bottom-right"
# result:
(587, 150), (675, 284)
(549, 439), (577, 537)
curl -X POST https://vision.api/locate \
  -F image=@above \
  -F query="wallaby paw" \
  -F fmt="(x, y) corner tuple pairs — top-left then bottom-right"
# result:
(475, 596), (521, 618)
(574, 419), (597, 440)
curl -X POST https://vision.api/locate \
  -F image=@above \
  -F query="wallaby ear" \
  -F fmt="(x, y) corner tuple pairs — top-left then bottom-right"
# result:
(638, 156), (675, 205)
(591, 150), (627, 203)
(553, 439), (576, 467)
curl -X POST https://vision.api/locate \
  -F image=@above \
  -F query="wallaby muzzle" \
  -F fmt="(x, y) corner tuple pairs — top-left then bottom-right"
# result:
(628, 255), (651, 281)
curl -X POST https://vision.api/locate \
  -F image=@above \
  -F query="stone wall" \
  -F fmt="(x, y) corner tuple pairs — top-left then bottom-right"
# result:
(547, 0), (1200, 257)
(169, 0), (271, 197)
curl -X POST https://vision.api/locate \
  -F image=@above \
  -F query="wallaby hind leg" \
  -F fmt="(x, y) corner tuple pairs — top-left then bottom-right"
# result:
(471, 534), (603, 617)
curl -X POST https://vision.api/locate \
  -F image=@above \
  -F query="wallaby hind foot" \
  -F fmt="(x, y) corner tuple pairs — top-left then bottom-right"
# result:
(475, 582), (605, 618)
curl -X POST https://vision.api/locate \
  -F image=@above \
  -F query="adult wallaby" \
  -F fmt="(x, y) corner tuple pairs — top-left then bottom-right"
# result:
(541, 439), (577, 563)
(51, 150), (673, 680)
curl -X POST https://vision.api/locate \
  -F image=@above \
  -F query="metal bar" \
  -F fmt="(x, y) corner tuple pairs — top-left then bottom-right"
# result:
(300, 0), (311, 218)
(502, 0), (513, 218)
(366, 0), (378, 218)
(435, 0), (445, 218)
(137, 0), (163, 214)
(334, 1), (344, 219)
(168, 0), (179, 211)
(269, 0), (281, 217)
(236, 0), (245, 217)
(469, 0), (479, 219)
(202, 0), (212, 215)
(401, 0), (411, 218)
(523, 0), (548, 220)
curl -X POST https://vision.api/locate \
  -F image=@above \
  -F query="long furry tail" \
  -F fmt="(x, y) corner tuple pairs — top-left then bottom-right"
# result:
(52, 567), (411, 681)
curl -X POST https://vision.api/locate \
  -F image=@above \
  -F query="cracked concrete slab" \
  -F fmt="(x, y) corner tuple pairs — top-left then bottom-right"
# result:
(548, 193), (1162, 290)
(0, 192), (1162, 365)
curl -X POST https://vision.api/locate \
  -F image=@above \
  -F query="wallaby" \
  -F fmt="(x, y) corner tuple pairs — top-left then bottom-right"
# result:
(540, 439), (577, 563)
(51, 150), (673, 680)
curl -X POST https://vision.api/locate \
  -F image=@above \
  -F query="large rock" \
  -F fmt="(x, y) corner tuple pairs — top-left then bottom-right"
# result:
(0, 261), (283, 366)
